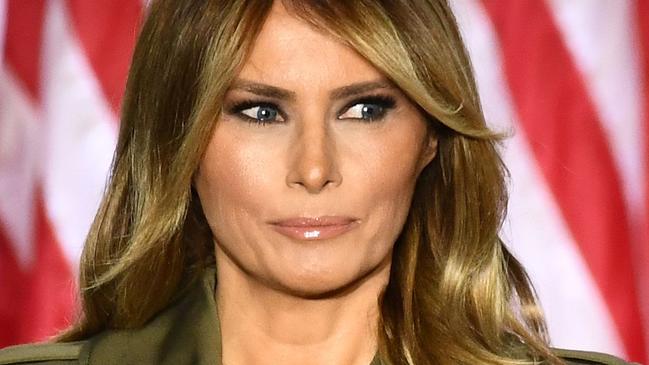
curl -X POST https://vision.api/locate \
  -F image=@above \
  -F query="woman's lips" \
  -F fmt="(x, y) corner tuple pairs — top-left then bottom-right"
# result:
(269, 216), (359, 240)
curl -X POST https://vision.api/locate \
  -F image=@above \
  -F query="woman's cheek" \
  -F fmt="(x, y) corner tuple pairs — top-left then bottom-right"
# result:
(197, 130), (261, 221)
(351, 129), (423, 197)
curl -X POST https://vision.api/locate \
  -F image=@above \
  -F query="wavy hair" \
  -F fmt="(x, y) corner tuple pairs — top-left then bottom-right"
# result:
(60, 1), (562, 364)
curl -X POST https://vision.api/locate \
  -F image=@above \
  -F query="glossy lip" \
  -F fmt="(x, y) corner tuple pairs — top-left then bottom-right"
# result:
(268, 216), (360, 241)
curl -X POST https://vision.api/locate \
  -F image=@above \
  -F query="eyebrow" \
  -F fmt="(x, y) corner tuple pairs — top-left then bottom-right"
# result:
(228, 78), (396, 101)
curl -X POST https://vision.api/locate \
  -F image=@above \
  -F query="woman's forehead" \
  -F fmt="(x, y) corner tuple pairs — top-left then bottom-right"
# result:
(236, 1), (385, 96)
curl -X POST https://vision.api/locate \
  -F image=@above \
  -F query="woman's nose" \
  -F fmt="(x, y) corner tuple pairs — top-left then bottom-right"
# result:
(285, 120), (342, 194)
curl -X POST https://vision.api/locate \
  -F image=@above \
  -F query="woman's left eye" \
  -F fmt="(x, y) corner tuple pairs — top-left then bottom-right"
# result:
(227, 100), (285, 125)
(239, 105), (284, 123)
(338, 96), (396, 122)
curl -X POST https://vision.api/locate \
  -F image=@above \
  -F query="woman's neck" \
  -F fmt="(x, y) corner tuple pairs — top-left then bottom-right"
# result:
(214, 252), (390, 365)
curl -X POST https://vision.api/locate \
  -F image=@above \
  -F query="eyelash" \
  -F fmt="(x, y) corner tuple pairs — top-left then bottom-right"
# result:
(226, 100), (283, 126)
(338, 95), (396, 122)
(225, 94), (397, 126)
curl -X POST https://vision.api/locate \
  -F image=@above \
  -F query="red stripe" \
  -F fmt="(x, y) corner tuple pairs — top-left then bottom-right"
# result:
(481, 1), (647, 362)
(0, 222), (27, 347)
(65, 0), (143, 115)
(638, 0), (649, 358)
(22, 190), (76, 343)
(3, 0), (46, 101)
(0, 191), (75, 348)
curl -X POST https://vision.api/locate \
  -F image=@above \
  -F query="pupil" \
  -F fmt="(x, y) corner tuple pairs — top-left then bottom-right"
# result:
(258, 107), (276, 121)
(362, 104), (380, 119)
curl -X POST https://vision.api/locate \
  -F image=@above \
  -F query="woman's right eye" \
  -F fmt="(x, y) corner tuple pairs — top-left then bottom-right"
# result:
(233, 102), (285, 125)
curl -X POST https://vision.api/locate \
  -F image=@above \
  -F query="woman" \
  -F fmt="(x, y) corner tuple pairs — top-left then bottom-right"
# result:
(0, 0), (634, 364)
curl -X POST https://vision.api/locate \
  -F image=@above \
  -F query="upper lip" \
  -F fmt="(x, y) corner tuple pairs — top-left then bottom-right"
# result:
(269, 216), (358, 227)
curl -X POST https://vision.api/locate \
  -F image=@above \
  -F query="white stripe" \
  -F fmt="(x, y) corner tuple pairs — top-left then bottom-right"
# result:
(40, 0), (118, 270)
(546, 0), (645, 223)
(451, 0), (626, 357)
(0, 67), (39, 268)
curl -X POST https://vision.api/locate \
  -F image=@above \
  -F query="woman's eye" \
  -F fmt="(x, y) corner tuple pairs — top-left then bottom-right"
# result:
(338, 96), (396, 122)
(228, 101), (285, 125)
(239, 105), (284, 123)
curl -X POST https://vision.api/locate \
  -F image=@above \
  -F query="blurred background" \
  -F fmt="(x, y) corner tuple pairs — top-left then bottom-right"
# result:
(0, 0), (647, 363)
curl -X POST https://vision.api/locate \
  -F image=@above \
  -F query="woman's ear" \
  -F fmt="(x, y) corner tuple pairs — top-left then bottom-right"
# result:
(418, 133), (438, 174)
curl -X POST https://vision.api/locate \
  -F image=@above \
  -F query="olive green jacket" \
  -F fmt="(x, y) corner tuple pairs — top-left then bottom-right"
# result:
(0, 270), (637, 365)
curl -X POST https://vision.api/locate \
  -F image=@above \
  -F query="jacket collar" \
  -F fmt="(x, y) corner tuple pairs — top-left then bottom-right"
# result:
(84, 269), (385, 365)
(85, 269), (222, 365)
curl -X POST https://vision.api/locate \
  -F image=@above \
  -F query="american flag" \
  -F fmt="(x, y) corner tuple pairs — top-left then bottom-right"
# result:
(0, 1), (647, 363)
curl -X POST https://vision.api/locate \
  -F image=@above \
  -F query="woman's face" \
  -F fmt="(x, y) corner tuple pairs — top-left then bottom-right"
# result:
(195, 2), (436, 297)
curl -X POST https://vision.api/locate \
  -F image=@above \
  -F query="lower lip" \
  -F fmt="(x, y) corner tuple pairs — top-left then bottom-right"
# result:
(270, 222), (359, 241)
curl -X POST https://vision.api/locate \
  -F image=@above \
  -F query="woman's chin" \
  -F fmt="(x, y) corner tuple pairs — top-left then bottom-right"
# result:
(261, 263), (386, 300)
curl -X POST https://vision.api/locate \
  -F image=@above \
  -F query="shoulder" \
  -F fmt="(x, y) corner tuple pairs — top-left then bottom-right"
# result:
(553, 348), (639, 365)
(0, 341), (88, 365)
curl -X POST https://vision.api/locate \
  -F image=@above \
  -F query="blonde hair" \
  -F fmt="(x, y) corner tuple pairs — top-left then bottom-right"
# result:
(60, 1), (562, 364)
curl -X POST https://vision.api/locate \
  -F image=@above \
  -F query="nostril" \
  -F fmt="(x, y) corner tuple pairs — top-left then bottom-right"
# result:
(286, 165), (342, 193)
